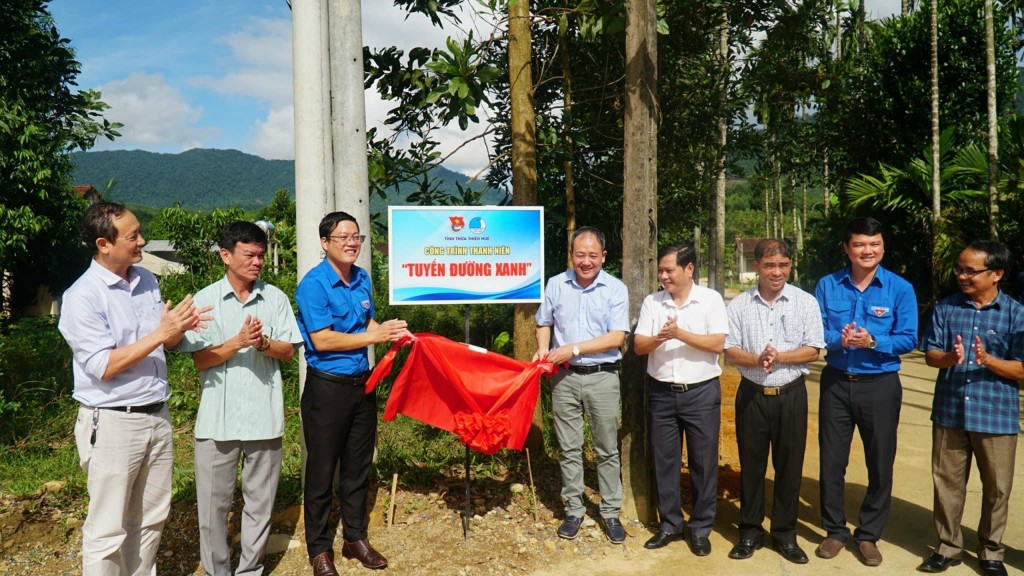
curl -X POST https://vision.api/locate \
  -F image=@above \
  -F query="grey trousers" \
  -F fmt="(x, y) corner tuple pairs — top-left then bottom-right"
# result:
(195, 437), (282, 576)
(550, 369), (623, 519)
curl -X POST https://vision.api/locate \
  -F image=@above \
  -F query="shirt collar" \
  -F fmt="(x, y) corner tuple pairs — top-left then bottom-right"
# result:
(659, 282), (704, 309)
(840, 264), (887, 288)
(89, 258), (140, 289)
(215, 275), (264, 304)
(751, 283), (792, 306)
(322, 259), (365, 289)
(566, 268), (609, 290)
(959, 290), (1006, 310)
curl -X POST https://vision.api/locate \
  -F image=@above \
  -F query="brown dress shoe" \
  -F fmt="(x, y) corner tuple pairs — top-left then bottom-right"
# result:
(815, 536), (846, 559)
(342, 539), (389, 569)
(311, 550), (340, 576)
(858, 540), (883, 566)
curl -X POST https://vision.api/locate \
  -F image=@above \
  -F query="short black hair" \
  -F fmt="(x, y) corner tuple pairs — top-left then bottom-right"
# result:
(219, 221), (267, 252)
(844, 217), (885, 244)
(81, 201), (127, 250)
(966, 240), (1013, 272)
(571, 226), (606, 251)
(319, 211), (359, 239)
(658, 243), (697, 270)
(754, 238), (791, 261)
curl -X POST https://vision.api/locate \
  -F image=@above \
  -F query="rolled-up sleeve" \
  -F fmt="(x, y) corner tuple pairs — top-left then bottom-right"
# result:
(58, 289), (114, 380)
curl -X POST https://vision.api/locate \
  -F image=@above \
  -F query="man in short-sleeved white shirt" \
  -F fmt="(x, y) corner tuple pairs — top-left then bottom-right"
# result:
(634, 243), (728, 554)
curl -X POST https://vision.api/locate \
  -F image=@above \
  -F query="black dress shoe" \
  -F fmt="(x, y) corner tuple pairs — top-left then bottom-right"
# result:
(917, 552), (962, 573)
(728, 538), (763, 559)
(644, 530), (684, 549)
(774, 541), (809, 564)
(980, 560), (1008, 576)
(689, 535), (712, 556)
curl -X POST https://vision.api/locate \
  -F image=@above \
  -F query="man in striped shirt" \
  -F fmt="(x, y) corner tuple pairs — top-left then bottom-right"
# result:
(724, 239), (823, 564)
(917, 241), (1024, 576)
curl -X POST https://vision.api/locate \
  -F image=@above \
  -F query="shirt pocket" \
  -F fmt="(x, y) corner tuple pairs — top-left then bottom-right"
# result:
(862, 301), (895, 334)
(824, 302), (852, 330)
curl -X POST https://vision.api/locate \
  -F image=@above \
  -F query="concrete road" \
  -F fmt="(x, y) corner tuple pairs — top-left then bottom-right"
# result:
(533, 351), (1024, 575)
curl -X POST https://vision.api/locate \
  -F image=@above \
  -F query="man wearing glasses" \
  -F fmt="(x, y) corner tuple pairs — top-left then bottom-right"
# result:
(295, 211), (409, 574)
(178, 221), (302, 576)
(917, 241), (1023, 576)
(59, 201), (211, 575)
(814, 217), (918, 566)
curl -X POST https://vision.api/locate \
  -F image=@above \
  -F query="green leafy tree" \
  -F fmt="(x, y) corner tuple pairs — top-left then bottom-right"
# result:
(0, 0), (120, 318)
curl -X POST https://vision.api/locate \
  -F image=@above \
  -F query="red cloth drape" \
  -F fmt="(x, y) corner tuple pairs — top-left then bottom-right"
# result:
(366, 333), (556, 454)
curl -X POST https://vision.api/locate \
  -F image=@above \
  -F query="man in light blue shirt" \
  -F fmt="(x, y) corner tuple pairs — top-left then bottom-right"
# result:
(179, 221), (301, 576)
(534, 226), (630, 544)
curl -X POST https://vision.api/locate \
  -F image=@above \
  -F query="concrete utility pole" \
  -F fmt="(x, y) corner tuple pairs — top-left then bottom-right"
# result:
(293, 0), (334, 286)
(328, 0), (372, 264)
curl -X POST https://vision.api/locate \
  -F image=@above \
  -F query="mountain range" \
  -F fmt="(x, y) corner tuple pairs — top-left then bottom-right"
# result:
(70, 148), (505, 212)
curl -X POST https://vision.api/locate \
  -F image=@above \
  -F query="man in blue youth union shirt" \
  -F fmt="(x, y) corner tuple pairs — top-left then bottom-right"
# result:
(813, 217), (918, 567)
(917, 241), (1023, 576)
(295, 211), (409, 575)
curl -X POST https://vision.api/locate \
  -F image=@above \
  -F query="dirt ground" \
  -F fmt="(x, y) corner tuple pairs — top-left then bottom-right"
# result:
(0, 369), (743, 576)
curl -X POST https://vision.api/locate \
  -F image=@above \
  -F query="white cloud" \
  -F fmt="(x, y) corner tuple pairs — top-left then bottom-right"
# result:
(95, 72), (216, 151)
(250, 105), (295, 160)
(190, 17), (293, 108)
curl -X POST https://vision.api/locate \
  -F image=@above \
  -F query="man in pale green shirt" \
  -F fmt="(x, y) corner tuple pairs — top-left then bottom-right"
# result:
(180, 221), (301, 576)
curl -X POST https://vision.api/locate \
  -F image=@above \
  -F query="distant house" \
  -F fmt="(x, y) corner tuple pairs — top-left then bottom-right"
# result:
(72, 184), (101, 203)
(142, 240), (182, 263)
(734, 237), (768, 283)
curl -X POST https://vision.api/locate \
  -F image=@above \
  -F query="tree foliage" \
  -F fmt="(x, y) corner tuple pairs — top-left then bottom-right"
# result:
(0, 0), (120, 317)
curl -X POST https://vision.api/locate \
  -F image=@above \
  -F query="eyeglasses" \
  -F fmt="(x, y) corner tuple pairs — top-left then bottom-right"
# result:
(328, 234), (366, 245)
(953, 267), (991, 278)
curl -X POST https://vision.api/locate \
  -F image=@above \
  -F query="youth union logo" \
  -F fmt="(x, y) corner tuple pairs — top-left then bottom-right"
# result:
(449, 215), (465, 232)
(469, 217), (486, 234)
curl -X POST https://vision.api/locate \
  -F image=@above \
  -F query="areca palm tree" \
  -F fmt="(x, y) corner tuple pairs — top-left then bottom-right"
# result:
(846, 129), (987, 301)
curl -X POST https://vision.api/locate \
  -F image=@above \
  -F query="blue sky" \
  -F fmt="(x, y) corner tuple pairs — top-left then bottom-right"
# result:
(49, 0), (899, 171)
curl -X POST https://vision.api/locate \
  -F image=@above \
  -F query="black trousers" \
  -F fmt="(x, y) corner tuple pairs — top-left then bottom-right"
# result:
(736, 377), (807, 544)
(649, 378), (721, 537)
(818, 365), (902, 543)
(301, 370), (378, 560)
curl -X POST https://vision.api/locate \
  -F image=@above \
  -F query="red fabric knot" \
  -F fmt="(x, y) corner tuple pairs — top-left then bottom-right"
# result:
(452, 410), (512, 455)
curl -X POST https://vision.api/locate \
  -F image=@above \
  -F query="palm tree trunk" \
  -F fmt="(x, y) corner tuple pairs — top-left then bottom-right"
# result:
(713, 9), (728, 292)
(929, 0), (941, 302)
(985, 0), (1000, 239)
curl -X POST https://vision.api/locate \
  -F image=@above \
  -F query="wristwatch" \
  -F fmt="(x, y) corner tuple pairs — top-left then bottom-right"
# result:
(256, 334), (271, 352)
(572, 344), (580, 357)
(867, 335), (877, 349)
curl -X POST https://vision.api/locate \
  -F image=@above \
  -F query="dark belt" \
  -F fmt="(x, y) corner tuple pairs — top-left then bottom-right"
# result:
(651, 376), (716, 393)
(99, 401), (165, 414)
(827, 366), (896, 382)
(309, 367), (370, 386)
(566, 362), (620, 375)
(741, 375), (805, 396)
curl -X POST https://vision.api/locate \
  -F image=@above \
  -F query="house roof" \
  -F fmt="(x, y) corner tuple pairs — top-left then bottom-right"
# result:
(735, 237), (769, 252)
(137, 252), (185, 276)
